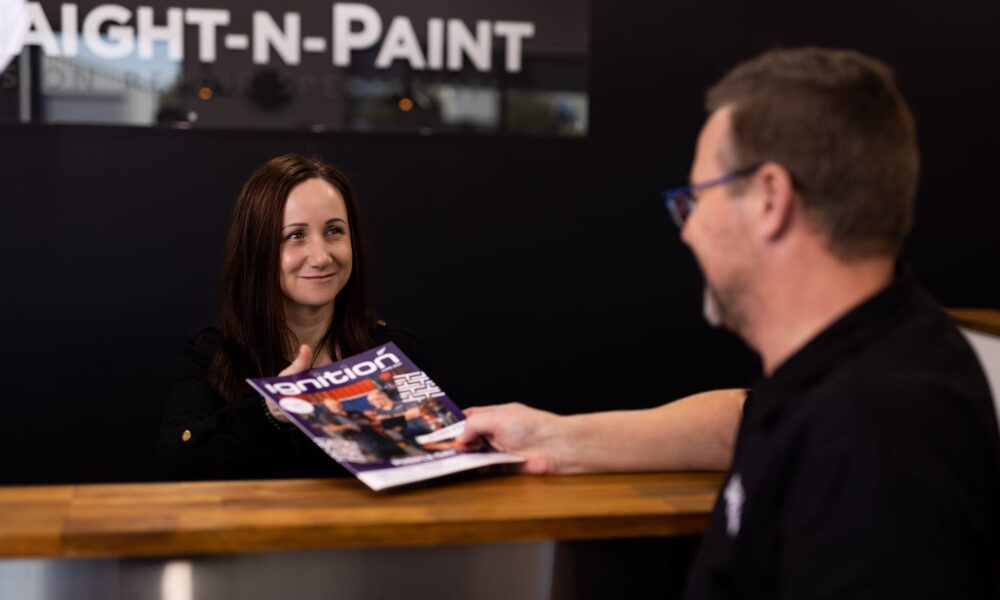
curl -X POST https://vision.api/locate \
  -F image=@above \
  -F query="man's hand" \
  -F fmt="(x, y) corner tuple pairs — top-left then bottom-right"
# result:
(457, 403), (564, 474)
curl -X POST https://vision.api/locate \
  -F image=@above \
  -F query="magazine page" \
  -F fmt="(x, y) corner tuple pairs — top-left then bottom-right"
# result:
(247, 342), (523, 491)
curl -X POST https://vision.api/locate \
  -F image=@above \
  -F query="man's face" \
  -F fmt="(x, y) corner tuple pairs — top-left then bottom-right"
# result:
(680, 106), (756, 333)
(367, 389), (393, 410)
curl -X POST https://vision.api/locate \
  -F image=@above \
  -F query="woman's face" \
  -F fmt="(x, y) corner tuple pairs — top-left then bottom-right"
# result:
(279, 177), (353, 312)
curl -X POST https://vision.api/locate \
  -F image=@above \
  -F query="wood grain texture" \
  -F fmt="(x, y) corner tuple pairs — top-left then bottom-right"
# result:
(948, 308), (1000, 337)
(0, 472), (723, 559)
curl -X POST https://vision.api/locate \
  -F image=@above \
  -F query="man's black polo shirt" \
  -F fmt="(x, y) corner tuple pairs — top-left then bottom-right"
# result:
(684, 274), (1000, 599)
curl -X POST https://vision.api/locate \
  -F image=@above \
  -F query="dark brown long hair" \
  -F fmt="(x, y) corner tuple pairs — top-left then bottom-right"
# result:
(210, 154), (377, 399)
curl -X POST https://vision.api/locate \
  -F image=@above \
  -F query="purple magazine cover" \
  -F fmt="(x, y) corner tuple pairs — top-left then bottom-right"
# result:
(247, 342), (522, 491)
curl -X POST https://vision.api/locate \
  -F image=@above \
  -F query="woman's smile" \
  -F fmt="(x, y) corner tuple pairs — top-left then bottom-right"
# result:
(300, 272), (337, 281)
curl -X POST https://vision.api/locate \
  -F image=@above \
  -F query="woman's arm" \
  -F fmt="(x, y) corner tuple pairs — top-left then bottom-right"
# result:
(155, 330), (289, 480)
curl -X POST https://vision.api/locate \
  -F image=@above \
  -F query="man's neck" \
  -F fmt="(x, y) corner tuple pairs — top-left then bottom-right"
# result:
(742, 251), (895, 376)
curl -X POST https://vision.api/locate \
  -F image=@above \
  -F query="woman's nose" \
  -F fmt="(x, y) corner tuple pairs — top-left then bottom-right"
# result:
(306, 238), (333, 266)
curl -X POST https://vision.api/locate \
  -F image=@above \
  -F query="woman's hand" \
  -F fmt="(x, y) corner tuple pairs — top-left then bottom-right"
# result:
(264, 345), (315, 423)
(279, 344), (313, 376)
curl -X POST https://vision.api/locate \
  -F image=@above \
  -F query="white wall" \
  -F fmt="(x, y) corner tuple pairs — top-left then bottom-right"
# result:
(960, 328), (1000, 427)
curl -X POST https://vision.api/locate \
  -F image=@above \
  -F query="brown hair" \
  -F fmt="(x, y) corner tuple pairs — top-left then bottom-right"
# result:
(210, 154), (377, 399)
(706, 47), (919, 258)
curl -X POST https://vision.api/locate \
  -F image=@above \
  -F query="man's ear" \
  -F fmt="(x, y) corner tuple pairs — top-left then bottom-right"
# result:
(752, 161), (797, 242)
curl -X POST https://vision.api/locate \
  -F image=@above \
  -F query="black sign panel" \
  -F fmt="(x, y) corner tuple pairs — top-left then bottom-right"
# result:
(0, 0), (590, 135)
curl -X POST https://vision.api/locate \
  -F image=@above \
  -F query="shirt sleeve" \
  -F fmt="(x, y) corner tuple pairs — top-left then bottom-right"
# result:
(155, 329), (290, 480)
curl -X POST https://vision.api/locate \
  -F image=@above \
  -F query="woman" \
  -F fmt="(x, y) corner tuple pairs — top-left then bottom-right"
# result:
(157, 154), (420, 480)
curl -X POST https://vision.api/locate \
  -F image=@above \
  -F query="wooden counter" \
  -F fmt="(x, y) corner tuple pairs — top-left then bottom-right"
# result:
(0, 472), (723, 559)
(948, 308), (1000, 337)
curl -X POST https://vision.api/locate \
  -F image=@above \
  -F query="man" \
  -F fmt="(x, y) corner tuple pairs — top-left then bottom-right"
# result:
(458, 48), (1000, 597)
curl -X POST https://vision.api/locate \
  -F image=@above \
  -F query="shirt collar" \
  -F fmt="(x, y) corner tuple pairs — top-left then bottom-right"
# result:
(746, 265), (921, 424)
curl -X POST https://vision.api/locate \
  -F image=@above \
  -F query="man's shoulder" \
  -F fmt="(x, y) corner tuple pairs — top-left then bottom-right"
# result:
(792, 293), (995, 446)
(816, 286), (984, 395)
(795, 309), (999, 492)
(852, 291), (990, 410)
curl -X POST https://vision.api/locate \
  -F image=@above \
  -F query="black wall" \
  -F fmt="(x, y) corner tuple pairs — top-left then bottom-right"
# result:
(2, 0), (997, 484)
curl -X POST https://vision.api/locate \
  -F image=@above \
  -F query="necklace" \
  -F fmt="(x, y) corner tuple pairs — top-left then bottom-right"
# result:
(310, 338), (327, 369)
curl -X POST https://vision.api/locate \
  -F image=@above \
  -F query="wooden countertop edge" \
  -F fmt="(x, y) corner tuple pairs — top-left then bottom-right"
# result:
(947, 308), (1000, 337)
(22, 513), (712, 559)
(0, 473), (723, 559)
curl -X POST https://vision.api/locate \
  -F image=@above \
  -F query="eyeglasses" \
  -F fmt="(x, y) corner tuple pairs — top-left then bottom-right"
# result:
(662, 163), (762, 228)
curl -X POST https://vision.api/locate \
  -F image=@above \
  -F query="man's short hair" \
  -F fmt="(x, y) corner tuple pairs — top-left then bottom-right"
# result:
(706, 47), (919, 259)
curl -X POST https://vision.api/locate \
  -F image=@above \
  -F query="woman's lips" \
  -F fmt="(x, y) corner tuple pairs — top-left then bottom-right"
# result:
(301, 273), (336, 281)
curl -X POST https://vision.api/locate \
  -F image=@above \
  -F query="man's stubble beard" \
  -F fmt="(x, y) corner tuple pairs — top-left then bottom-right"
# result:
(703, 285), (725, 328)
(703, 280), (747, 335)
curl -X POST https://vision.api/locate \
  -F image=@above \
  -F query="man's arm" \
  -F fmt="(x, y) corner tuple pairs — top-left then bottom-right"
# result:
(457, 389), (746, 474)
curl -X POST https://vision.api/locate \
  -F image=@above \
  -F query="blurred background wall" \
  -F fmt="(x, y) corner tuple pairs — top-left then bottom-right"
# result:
(1, 0), (997, 483)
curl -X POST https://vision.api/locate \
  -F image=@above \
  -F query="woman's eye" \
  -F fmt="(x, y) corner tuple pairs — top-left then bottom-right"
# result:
(285, 230), (305, 241)
(326, 226), (345, 237)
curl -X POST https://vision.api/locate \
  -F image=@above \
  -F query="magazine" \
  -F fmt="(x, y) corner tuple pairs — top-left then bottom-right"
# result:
(247, 342), (523, 491)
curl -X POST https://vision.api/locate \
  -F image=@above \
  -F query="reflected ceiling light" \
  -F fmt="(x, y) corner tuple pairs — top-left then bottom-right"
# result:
(0, 0), (26, 72)
(398, 97), (413, 112)
(198, 86), (214, 101)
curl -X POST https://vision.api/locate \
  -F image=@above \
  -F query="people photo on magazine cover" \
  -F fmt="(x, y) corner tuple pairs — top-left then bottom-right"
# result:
(279, 369), (462, 464)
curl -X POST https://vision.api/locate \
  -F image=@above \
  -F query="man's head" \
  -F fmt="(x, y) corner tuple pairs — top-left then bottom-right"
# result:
(681, 47), (919, 332)
(705, 47), (919, 258)
(367, 389), (393, 410)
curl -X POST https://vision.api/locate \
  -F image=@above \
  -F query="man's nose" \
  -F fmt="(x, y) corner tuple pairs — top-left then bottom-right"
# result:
(679, 219), (692, 246)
